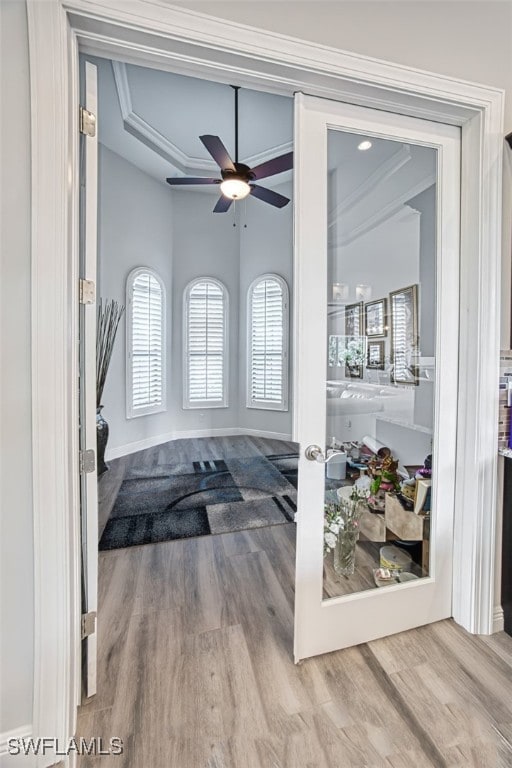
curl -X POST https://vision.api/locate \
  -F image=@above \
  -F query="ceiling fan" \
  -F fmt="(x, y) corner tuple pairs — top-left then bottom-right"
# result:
(166, 85), (293, 213)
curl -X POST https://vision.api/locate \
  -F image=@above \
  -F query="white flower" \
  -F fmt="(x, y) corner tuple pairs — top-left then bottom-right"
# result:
(329, 522), (340, 534)
(324, 532), (337, 550)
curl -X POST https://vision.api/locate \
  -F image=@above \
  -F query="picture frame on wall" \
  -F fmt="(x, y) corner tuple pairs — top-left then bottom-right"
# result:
(365, 298), (387, 337)
(344, 302), (364, 378)
(345, 301), (363, 337)
(366, 339), (385, 370)
(389, 284), (419, 385)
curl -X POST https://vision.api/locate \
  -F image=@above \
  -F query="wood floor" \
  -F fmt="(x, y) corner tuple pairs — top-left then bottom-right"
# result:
(77, 436), (512, 767)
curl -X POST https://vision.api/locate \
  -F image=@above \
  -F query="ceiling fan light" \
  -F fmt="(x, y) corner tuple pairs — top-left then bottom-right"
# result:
(220, 178), (251, 200)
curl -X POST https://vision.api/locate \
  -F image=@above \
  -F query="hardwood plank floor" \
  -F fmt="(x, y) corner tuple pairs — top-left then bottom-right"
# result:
(78, 437), (512, 767)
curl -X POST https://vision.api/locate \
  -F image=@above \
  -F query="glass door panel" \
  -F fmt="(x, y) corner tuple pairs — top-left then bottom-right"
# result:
(323, 131), (436, 600)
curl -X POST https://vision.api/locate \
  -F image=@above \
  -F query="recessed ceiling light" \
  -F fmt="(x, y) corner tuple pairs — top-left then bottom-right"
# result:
(358, 140), (372, 151)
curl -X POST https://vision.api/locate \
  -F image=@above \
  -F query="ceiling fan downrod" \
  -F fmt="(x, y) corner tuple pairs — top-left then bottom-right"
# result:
(232, 85), (240, 164)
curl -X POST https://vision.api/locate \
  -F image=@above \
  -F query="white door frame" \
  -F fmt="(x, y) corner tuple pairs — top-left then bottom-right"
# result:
(26, 0), (504, 758)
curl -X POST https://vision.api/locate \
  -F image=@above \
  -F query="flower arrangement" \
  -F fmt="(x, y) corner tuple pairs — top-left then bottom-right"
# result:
(323, 487), (369, 555)
(341, 338), (365, 369)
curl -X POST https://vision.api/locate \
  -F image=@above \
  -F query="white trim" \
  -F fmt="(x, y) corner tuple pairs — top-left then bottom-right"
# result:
(125, 266), (167, 419)
(183, 277), (229, 409)
(105, 427), (294, 460)
(0, 725), (33, 756)
(26, 0), (504, 756)
(27, 0), (81, 758)
(246, 273), (289, 412)
(331, 172), (436, 247)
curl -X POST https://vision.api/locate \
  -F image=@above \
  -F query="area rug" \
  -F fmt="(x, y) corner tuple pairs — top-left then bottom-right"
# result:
(99, 452), (298, 550)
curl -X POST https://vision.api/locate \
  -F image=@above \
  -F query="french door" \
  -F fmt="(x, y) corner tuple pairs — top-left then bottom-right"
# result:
(79, 60), (99, 697)
(293, 94), (460, 660)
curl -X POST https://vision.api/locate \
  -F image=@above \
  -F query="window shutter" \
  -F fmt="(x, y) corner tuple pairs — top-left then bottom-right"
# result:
(248, 276), (288, 411)
(185, 280), (227, 407)
(128, 270), (165, 417)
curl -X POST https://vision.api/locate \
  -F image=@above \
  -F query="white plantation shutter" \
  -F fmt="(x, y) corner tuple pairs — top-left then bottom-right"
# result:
(247, 275), (289, 411)
(127, 268), (166, 418)
(184, 279), (228, 408)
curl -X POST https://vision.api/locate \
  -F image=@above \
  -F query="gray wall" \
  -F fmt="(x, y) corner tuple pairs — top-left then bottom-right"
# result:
(238, 182), (293, 435)
(2, 0), (511, 744)
(99, 146), (174, 453)
(99, 156), (293, 448)
(0, 0), (34, 734)
(169, 190), (241, 433)
(175, 1), (512, 128)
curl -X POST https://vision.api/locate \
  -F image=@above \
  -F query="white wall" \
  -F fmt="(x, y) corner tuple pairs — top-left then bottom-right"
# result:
(2, 0), (511, 745)
(0, 0), (34, 737)
(99, 146), (174, 454)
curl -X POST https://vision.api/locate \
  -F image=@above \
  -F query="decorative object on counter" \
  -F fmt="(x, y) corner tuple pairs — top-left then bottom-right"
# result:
(396, 454), (432, 511)
(96, 298), (125, 475)
(324, 488), (369, 577)
(326, 450), (347, 480)
(380, 544), (413, 573)
(354, 467), (371, 494)
(367, 452), (401, 512)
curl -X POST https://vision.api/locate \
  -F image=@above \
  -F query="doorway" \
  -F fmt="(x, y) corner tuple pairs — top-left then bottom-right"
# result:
(26, 1), (504, 747)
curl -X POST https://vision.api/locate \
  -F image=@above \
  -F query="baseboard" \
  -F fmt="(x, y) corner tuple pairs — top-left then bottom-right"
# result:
(493, 605), (505, 633)
(0, 724), (33, 765)
(105, 428), (293, 461)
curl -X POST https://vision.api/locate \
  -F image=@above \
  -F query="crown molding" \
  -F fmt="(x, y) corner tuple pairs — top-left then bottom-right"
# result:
(111, 60), (292, 177)
(328, 144), (411, 228)
(330, 173), (434, 248)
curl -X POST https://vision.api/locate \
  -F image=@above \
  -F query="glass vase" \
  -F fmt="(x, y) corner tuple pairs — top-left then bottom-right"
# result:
(333, 530), (359, 576)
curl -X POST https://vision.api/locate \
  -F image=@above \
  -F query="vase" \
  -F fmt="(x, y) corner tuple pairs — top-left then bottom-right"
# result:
(96, 405), (109, 476)
(333, 530), (359, 577)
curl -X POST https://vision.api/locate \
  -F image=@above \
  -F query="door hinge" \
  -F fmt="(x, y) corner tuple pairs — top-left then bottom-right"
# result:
(81, 611), (97, 640)
(79, 278), (95, 304)
(79, 106), (96, 137)
(79, 449), (96, 474)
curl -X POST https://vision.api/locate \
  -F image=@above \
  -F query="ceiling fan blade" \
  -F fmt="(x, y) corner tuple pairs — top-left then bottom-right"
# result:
(199, 135), (236, 171)
(250, 151), (293, 180)
(250, 184), (290, 209)
(213, 195), (233, 213)
(166, 177), (220, 186)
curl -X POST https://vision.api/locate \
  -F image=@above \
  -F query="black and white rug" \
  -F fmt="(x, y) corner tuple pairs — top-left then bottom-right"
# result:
(99, 452), (298, 551)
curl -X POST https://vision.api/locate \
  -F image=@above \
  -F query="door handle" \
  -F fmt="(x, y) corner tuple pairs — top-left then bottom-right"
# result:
(305, 444), (340, 463)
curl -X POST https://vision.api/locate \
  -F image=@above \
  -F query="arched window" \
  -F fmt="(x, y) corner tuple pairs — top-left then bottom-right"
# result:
(247, 274), (289, 411)
(126, 267), (166, 418)
(184, 278), (228, 408)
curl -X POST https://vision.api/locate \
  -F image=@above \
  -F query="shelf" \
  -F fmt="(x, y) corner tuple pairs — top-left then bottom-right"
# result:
(375, 414), (433, 435)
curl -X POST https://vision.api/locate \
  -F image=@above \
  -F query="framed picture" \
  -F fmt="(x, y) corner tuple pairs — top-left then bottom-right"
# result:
(366, 339), (385, 370)
(389, 284), (419, 385)
(344, 302), (364, 378)
(365, 298), (387, 337)
(345, 301), (363, 337)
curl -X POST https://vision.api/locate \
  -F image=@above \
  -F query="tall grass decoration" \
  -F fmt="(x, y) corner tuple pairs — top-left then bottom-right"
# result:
(96, 298), (125, 407)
